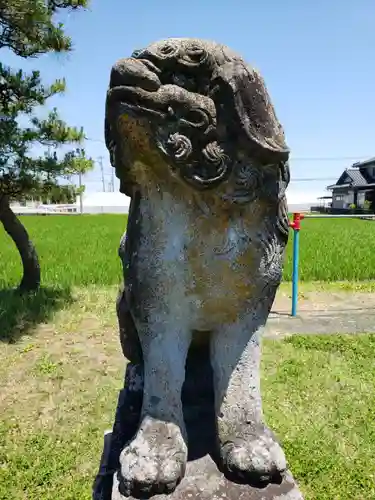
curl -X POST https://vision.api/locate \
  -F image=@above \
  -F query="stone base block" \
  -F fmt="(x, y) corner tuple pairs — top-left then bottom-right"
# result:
(111, 450), (303, 499)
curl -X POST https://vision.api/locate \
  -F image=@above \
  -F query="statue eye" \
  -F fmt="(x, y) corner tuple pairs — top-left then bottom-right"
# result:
(187, 46), (204, 58)
(159, 43), (177, 56)
(186, 45), (207, 64)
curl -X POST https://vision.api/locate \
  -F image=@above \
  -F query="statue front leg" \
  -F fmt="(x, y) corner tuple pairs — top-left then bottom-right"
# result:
(118, 315), (191, 497)
(211, 312), (287, 484)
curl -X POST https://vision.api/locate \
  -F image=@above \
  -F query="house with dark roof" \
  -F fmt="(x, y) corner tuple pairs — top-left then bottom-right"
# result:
(326, 157), (375, 211)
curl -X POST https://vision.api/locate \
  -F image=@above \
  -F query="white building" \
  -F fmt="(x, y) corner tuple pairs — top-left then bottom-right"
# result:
(75, 191), (131, 214)
(286, 189), (326, 213)
(11, 190), (322, 216)
(76, 191), (320, 214)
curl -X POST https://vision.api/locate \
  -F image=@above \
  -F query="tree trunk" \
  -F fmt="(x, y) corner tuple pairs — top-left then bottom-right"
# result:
(0, 195), (41, 292)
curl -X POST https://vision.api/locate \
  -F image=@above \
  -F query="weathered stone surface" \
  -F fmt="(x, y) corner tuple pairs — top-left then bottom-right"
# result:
(93, 356), (303, 500)
(95, 37), (304, 499)
(112, 459), (302, 500)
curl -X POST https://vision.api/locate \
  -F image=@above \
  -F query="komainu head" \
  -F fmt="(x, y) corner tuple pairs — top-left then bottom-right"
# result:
(105, 37), (290, 197)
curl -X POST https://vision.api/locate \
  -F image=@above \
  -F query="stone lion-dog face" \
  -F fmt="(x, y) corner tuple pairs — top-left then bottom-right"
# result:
(106, 38), (290, 497)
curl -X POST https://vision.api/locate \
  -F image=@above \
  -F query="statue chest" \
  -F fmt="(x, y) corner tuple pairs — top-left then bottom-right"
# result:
(125, 190), (283, 324)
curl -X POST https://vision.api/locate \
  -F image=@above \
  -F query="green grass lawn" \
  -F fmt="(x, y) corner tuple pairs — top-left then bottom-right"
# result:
(1, 214), (375, 288)
(1, 215), (375, 499)
(0, 288), (374, 499)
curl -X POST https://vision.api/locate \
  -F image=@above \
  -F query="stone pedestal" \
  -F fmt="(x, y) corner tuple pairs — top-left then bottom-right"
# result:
(111, 455), (301, 500)
(93, 347), (304, 500)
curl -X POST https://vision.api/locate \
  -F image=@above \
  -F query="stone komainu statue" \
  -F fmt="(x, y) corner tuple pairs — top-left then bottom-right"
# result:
(104, 38), (293, 499)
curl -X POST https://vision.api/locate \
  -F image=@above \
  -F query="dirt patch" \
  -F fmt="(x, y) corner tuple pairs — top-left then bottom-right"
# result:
(267, 290), (375, 337)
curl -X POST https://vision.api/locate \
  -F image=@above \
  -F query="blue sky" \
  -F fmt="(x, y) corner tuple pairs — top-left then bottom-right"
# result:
(2, 0), (375, 202)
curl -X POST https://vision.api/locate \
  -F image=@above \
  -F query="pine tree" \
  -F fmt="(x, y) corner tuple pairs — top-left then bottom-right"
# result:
(0, 0), (93, 291)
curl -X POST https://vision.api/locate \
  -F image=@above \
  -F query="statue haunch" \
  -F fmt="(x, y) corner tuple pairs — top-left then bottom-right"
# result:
(105, 38), (291, 497)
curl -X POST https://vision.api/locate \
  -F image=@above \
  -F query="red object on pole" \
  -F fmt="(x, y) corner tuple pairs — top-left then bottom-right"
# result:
(289, 212), (304, 231)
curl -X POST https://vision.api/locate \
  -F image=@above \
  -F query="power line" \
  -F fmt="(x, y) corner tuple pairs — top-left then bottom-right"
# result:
(85, 137), (105, 143)
(83, 156), (342, 184)
(111, 168), (115, 192)
(78, 149), (371, 186)
(78, 171), (83, 214)
(98, 156), (105, 192)
(288, 157), (372, 162)
(81, 175), (336, 184)
(291, 177), (337, 182)
(84, 138), (373, 162)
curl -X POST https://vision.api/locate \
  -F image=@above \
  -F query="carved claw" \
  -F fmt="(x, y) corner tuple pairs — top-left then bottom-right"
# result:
(118, 416), (187, 497)
(219, 425), (287, 485)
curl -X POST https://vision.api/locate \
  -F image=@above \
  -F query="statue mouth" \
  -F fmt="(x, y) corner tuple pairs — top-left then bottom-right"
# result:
(106, 58), (168, 119)
(105, 56), (232, 191)
(107, 87), (169, 121)
(106, 58), (216, 129)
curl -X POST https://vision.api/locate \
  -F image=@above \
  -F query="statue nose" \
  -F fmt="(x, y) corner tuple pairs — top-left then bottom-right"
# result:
(110, 58), (161, 91)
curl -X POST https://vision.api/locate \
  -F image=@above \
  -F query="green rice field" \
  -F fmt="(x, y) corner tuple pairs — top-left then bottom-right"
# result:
(0, 214), (375, 288)
(1, 216), (375, 500)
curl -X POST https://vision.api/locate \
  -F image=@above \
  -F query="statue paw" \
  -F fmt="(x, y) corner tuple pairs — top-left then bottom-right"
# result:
(118, 416), (187, 497)
(220, 425), (287, 484)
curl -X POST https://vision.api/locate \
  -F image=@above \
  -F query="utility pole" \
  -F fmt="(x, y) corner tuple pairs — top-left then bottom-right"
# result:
(98, 156), (105, 192)
(78, 171), (83, 214)
(111, 168), (115, 192)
